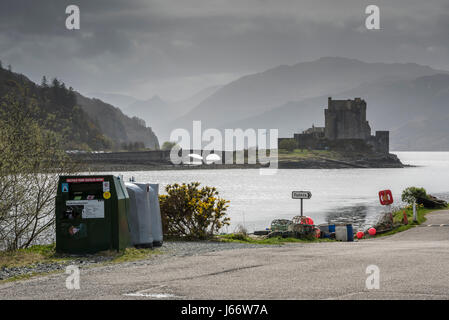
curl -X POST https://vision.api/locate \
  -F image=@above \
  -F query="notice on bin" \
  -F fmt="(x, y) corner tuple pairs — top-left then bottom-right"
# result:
(66, 200), (105, 219)
(66, 177), (104, 183)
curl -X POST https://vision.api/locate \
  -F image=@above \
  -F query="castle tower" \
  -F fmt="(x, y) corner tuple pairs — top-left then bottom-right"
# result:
(324, 97), (371, 140)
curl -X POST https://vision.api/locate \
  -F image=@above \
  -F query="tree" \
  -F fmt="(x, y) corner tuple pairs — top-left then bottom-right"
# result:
(279, 139), (297, 152)
(51, 77), (61, 89)
(402, 187), (427, 205)
(159, 182), (230, 239)
(0, 90), (78, 251)
(41, 76), (48, 87)
(161, 141), (178, 151)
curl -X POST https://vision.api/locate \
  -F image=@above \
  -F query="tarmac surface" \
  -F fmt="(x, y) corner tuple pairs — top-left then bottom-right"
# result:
(1, 210), (449, 300)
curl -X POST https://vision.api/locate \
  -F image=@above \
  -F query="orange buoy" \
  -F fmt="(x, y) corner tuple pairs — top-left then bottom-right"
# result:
(402, 211), (409, 225)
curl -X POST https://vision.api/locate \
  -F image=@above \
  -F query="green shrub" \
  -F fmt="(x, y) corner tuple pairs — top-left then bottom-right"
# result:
(159, 182), (230, 240)
(279, 139), (297, 152)
(401, 187), (427, 205)
(161, 141), (178, 151)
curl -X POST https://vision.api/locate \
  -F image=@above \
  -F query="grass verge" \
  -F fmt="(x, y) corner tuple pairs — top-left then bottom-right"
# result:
(374, 205), (449, 238)
(0, 244), (69, 268)
(0, 244), (162, 283)
(217, 234), (333, 245)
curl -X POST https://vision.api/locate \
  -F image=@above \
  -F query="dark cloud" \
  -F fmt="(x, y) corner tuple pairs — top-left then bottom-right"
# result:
(0, 0), (448, 100)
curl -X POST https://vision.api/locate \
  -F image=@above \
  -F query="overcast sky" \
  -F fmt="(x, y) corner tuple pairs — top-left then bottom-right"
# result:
(0, 0), (448, 100)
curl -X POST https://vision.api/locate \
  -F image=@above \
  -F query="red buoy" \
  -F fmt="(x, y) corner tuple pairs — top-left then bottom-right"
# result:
(356, 231), (364, 239)
(300, 216), (314, 225)
(368, 228), (376, 236)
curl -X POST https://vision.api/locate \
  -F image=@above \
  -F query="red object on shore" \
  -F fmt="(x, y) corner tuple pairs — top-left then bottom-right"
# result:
(402, 211), (409, 225)
(300, 216), (314, 225)
(356, 231), (364, 239)
(368, 228), (376, 236)
(379, 190), (394, 205)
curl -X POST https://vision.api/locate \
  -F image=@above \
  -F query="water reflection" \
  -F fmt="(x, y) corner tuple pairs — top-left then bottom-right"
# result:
(324, 205), (373, 231)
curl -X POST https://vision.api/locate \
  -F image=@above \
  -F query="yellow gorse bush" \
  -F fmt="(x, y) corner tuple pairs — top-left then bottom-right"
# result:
(159, 182), (230, 239)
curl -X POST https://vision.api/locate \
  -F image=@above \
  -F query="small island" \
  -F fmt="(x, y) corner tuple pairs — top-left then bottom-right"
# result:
(277, 97), (403, 168)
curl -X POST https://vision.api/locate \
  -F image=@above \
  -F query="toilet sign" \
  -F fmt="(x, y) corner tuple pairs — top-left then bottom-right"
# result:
(62, 183), (69, 193)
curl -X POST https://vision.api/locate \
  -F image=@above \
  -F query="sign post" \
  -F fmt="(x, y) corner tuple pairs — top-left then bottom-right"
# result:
(379, 189), (394, 224)
(292, 191), (312, 217)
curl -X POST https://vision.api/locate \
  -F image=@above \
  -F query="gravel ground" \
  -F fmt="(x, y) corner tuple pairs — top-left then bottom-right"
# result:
(0, 241), (274, 281)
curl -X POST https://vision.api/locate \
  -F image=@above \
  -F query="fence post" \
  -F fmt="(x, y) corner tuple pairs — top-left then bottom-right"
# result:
(413, 201), (418, 222)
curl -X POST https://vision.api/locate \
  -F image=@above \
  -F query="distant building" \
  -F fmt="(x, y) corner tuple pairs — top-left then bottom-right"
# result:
(324, 97), (371, 140)
(279, 97), (389, 153)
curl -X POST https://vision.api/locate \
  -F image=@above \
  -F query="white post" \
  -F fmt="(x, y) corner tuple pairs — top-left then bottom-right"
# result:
(413, 201), (417, 222)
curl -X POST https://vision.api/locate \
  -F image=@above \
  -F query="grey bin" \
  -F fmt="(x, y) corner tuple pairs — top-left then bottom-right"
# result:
(125, 183), (154, 248)
(135, 183), (163, 247)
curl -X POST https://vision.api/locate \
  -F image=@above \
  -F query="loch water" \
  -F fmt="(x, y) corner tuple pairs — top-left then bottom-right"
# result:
(112, 152), (449, 232)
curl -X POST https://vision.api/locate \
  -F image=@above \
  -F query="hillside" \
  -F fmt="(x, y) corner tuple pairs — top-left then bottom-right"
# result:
(75, 94), (159, 150)
(85, 92), (139, 111)
(0, 66), (159, 150)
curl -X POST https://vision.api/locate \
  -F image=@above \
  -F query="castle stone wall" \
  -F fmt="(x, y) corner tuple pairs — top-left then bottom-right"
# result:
(324, 97), (371, 140)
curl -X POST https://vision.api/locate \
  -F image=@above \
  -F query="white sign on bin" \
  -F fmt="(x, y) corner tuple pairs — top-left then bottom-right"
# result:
(292, 191), (312, 199)
(66, 200), (105, 219)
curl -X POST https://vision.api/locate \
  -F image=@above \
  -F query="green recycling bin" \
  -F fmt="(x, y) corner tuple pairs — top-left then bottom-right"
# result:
(55, 175), (131, 253)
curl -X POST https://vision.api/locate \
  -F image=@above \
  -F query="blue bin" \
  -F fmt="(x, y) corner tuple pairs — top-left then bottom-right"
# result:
(346, 224), (354, 242)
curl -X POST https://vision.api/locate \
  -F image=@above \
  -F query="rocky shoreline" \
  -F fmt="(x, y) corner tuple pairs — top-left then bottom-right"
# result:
(79, 154), (404, 171)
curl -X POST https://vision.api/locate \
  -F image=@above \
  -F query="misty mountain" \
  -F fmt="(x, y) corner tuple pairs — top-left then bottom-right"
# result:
(0, 65), (159, 150)
(76, 94), (159, 150)
(125, 95), (173, 139)
(85, 92), (139, 111)
(123, 86), (221, 142)
(171, 85), (221, 117)
(169, 57), (449, 150)
(230, 73), (449, 150)
(391, 115), (449, 151)
(174, 57), (443, 130)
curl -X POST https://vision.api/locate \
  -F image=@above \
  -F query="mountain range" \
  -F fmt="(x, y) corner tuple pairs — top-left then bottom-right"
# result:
(5, 56), (448, 151)
(166, 57), (449, 151)
(107, 85), (221, 140)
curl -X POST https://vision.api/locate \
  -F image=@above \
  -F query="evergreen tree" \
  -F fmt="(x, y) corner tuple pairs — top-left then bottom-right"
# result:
(51, 77), (60, 88)
(41, 76), (48, 87)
